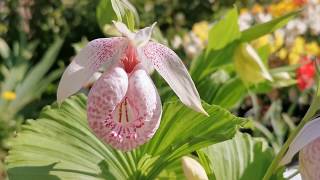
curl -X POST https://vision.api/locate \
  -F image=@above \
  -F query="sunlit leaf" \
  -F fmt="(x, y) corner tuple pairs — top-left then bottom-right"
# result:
(207, 7), (240, 52)
(192, 7), (240, 81)
(6, 95), (246, 180)
(96, 0), (139, 31)
(198, 132), (279, 180)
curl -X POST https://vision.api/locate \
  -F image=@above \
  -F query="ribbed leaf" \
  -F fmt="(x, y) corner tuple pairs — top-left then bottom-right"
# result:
(198, 132), (278, 180)
(6, 95), (246, 180)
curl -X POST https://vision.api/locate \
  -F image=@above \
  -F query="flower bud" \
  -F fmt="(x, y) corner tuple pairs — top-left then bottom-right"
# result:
(182, 156), (208, 180)
(234, 43), (273, 85)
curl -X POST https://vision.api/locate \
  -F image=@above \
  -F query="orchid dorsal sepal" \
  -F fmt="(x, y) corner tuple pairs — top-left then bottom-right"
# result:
(112, 21), (157, 47)
(280, 117), (320, 166)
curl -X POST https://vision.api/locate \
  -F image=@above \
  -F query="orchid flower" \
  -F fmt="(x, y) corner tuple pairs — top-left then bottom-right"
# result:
(57, 21), (207, 151)
(280, 117), (320, 179)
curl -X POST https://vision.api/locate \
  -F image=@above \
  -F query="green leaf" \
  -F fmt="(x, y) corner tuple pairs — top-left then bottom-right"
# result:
(96, 0), (117, 30)
(6, 95), (246, 180)
(156, 159), (184, 180)
(211, 78), (247, 109)
(256, 44), (271, 67)
(96, 0), (139, 31)
(0, 38), (10, 59)
(191, 8), (240, 81)
(14, 68), (64, 111)
(9, 37), (64, 112)
(191, 42), (238, 82)
(207, 7), (241, 52)
(195, 69), (228, 98)
(241, 10), (301, 42)
(198, 132), (279, 180)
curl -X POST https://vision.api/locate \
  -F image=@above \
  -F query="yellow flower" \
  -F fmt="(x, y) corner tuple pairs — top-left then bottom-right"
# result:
(192, 21), (209, 43)
(292, 36), (305, 54)
(268, 0), (297, 17)
(305, 42), (320, 56)
(2, 91), (16, 101)
(240, 8), (249, 15)
(270, 32), (284, 53)
(252, 4), (263, 14)
(252, 35), (270, 49)
(274, 32), (284, 49)
(288, 52), (300, 65)
(288, 37), (305, 65)
(278, 48), (288, 60)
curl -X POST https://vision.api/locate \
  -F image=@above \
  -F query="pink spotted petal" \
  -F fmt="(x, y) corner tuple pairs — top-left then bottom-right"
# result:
(138, 41), (208, 115)
(299, 137), (320, 180)
(57, 37), (128, 103)
(280, 117), (320, 166)
(88, 66), (161, 151)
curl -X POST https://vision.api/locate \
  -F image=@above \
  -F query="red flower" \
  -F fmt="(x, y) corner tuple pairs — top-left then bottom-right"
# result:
(296, 56), (316, 91)
(292, 0), (308, 6)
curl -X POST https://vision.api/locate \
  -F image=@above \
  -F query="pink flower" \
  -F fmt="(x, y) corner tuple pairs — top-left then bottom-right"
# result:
(281, 118), (320, 179)
(57, 22), (207, 151)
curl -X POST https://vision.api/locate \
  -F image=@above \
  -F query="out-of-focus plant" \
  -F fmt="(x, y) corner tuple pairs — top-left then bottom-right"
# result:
(4, 0), (307, 178)
(0, 35), (64, 178)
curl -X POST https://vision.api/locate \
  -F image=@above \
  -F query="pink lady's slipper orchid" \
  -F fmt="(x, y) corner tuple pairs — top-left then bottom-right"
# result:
(280, 117), (320, 180)
(57, 21), (207, 151)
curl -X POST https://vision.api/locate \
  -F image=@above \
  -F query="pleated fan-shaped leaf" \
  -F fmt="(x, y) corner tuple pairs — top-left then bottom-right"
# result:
(198, 132), (280, 180)
(6, 94), (246, 180)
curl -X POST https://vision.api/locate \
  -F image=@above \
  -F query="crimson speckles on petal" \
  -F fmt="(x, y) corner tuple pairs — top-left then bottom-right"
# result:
(141, 41), (208, 115)
(88, 38), (127, 70)
(57, 21), (207, 151)
(88, 66), (161, 151)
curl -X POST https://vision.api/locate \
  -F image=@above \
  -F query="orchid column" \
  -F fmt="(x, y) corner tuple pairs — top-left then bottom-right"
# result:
(57, 21), (207, 151)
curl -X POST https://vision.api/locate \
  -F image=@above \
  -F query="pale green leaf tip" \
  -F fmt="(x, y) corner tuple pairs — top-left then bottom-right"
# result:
(203, 110), (209, 117)
(199, 102), (209, 116)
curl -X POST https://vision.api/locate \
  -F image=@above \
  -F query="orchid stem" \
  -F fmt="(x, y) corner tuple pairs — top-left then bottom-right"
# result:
(262, 83), (320, 180)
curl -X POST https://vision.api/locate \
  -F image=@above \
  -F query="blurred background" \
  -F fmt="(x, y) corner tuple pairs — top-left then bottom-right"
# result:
(0, 0), (319, 179)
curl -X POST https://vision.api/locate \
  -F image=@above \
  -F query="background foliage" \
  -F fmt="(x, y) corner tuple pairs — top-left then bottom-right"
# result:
(1, 0), (319, 179)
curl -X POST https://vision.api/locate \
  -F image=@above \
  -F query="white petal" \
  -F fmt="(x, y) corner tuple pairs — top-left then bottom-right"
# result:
(57, 37), (128, 103)
(133, 22), (156, 47)
(280, 117), (320, 166)
(112, 21), (135, 40)
(138, 41), (208, 115)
